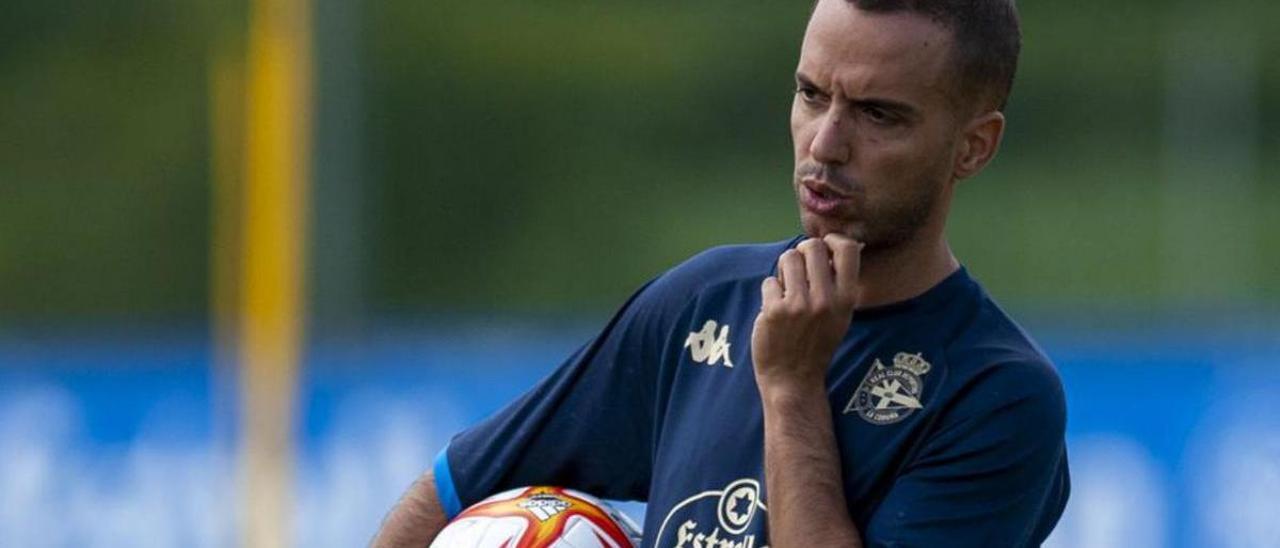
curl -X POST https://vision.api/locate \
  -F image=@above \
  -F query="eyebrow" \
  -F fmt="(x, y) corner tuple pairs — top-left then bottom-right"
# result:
(795, 72), (920, 118)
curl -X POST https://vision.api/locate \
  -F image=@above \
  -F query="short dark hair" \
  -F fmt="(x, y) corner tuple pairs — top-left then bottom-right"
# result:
(844, 0), (1022, 111)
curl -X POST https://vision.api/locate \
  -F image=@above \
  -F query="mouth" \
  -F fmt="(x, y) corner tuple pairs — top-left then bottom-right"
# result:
(799, 178), (854, 217)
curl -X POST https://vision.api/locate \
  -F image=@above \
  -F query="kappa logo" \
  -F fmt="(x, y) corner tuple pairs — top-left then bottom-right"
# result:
(684, 320), (734, 368)
(845, 352), (931, 425)
(517, 493), (570, 522)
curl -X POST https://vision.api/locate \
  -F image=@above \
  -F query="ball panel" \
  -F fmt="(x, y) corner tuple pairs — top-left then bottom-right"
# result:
(557, 515), (621, 548)
(429, 486), (638, 548)
(429, 516), (530, 548)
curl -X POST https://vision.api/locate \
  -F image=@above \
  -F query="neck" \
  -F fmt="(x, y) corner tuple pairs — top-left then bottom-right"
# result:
(854, 234), (959, 309)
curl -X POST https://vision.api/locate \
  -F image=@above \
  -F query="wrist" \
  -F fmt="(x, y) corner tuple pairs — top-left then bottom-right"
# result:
(756, 374), (827, 407)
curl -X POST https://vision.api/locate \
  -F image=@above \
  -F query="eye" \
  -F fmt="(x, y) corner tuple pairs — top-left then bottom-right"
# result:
(796, 85), (824, 105)
(861, 105), (898, 126)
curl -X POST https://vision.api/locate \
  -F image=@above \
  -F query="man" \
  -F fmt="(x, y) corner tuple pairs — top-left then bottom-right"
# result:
(374, 0), (1069, 546)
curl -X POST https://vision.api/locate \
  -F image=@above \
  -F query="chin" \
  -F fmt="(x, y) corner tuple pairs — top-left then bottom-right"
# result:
(800, 212), (862, 240)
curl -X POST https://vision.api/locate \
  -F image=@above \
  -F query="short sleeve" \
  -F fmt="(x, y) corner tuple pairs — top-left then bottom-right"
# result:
(435, 277), (682, 517)
(863, 361), (1071, 547)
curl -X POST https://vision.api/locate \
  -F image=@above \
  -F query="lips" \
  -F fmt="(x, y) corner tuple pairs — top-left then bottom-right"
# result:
(800, 179), (853, 217)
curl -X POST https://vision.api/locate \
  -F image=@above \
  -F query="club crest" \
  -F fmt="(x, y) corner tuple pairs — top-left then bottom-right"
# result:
(845, 352), (931, 425)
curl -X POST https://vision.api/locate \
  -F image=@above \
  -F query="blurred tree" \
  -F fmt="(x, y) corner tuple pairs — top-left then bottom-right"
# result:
(0, 0), (1276, 325)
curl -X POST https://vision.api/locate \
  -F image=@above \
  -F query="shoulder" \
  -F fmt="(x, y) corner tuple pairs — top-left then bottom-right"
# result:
(642, 237), (800, 303)
(606, 237), (799, 334)
(937, 291), (1066, 434)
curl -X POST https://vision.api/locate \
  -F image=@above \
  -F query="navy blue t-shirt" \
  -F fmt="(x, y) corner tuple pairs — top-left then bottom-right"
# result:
(434, 237), (1070, 547)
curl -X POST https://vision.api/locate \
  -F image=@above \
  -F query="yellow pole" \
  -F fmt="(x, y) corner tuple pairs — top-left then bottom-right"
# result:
(239, 0), (311, 544)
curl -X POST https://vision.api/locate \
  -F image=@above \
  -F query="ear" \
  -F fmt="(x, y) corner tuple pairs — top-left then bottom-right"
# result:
(953, 110), (1005, 181)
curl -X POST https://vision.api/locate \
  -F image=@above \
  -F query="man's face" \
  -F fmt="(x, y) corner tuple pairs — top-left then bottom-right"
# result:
(791, 0), (965, 248)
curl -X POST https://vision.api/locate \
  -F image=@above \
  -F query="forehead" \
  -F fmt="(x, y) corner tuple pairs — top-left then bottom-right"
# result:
(799, 0), (955, 105)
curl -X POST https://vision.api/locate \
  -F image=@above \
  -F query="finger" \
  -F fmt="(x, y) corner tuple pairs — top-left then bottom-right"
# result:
(761, 276), (783, 307)
(823, 234), (863, 308)
(777, 249), (808, 303)
(797, 238), (834, 307)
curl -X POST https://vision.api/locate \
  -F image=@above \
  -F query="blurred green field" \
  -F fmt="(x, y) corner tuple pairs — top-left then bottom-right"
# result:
(1, 0), (1276, 323)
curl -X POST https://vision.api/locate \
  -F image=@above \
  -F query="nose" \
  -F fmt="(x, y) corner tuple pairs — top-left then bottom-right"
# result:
(809, 108), (850, 165)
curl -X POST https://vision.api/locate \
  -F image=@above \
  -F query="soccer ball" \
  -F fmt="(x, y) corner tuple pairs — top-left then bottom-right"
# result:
(430, 486), (642, 548)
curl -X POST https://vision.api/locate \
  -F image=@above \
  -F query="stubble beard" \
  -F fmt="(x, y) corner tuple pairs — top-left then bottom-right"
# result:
(795, 173), (941, 257)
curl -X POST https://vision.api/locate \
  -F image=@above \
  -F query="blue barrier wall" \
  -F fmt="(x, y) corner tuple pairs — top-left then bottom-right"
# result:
(1, 324), (1277, 547)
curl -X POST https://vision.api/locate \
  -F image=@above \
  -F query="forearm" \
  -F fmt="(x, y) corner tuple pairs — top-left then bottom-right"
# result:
(753, 236), (864, 546)
(761, 383), (862, 548)
(372, 471), (449, 548)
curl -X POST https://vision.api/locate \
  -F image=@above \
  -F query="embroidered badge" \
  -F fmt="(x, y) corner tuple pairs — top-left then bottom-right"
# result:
(845, 352), (931, 425)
